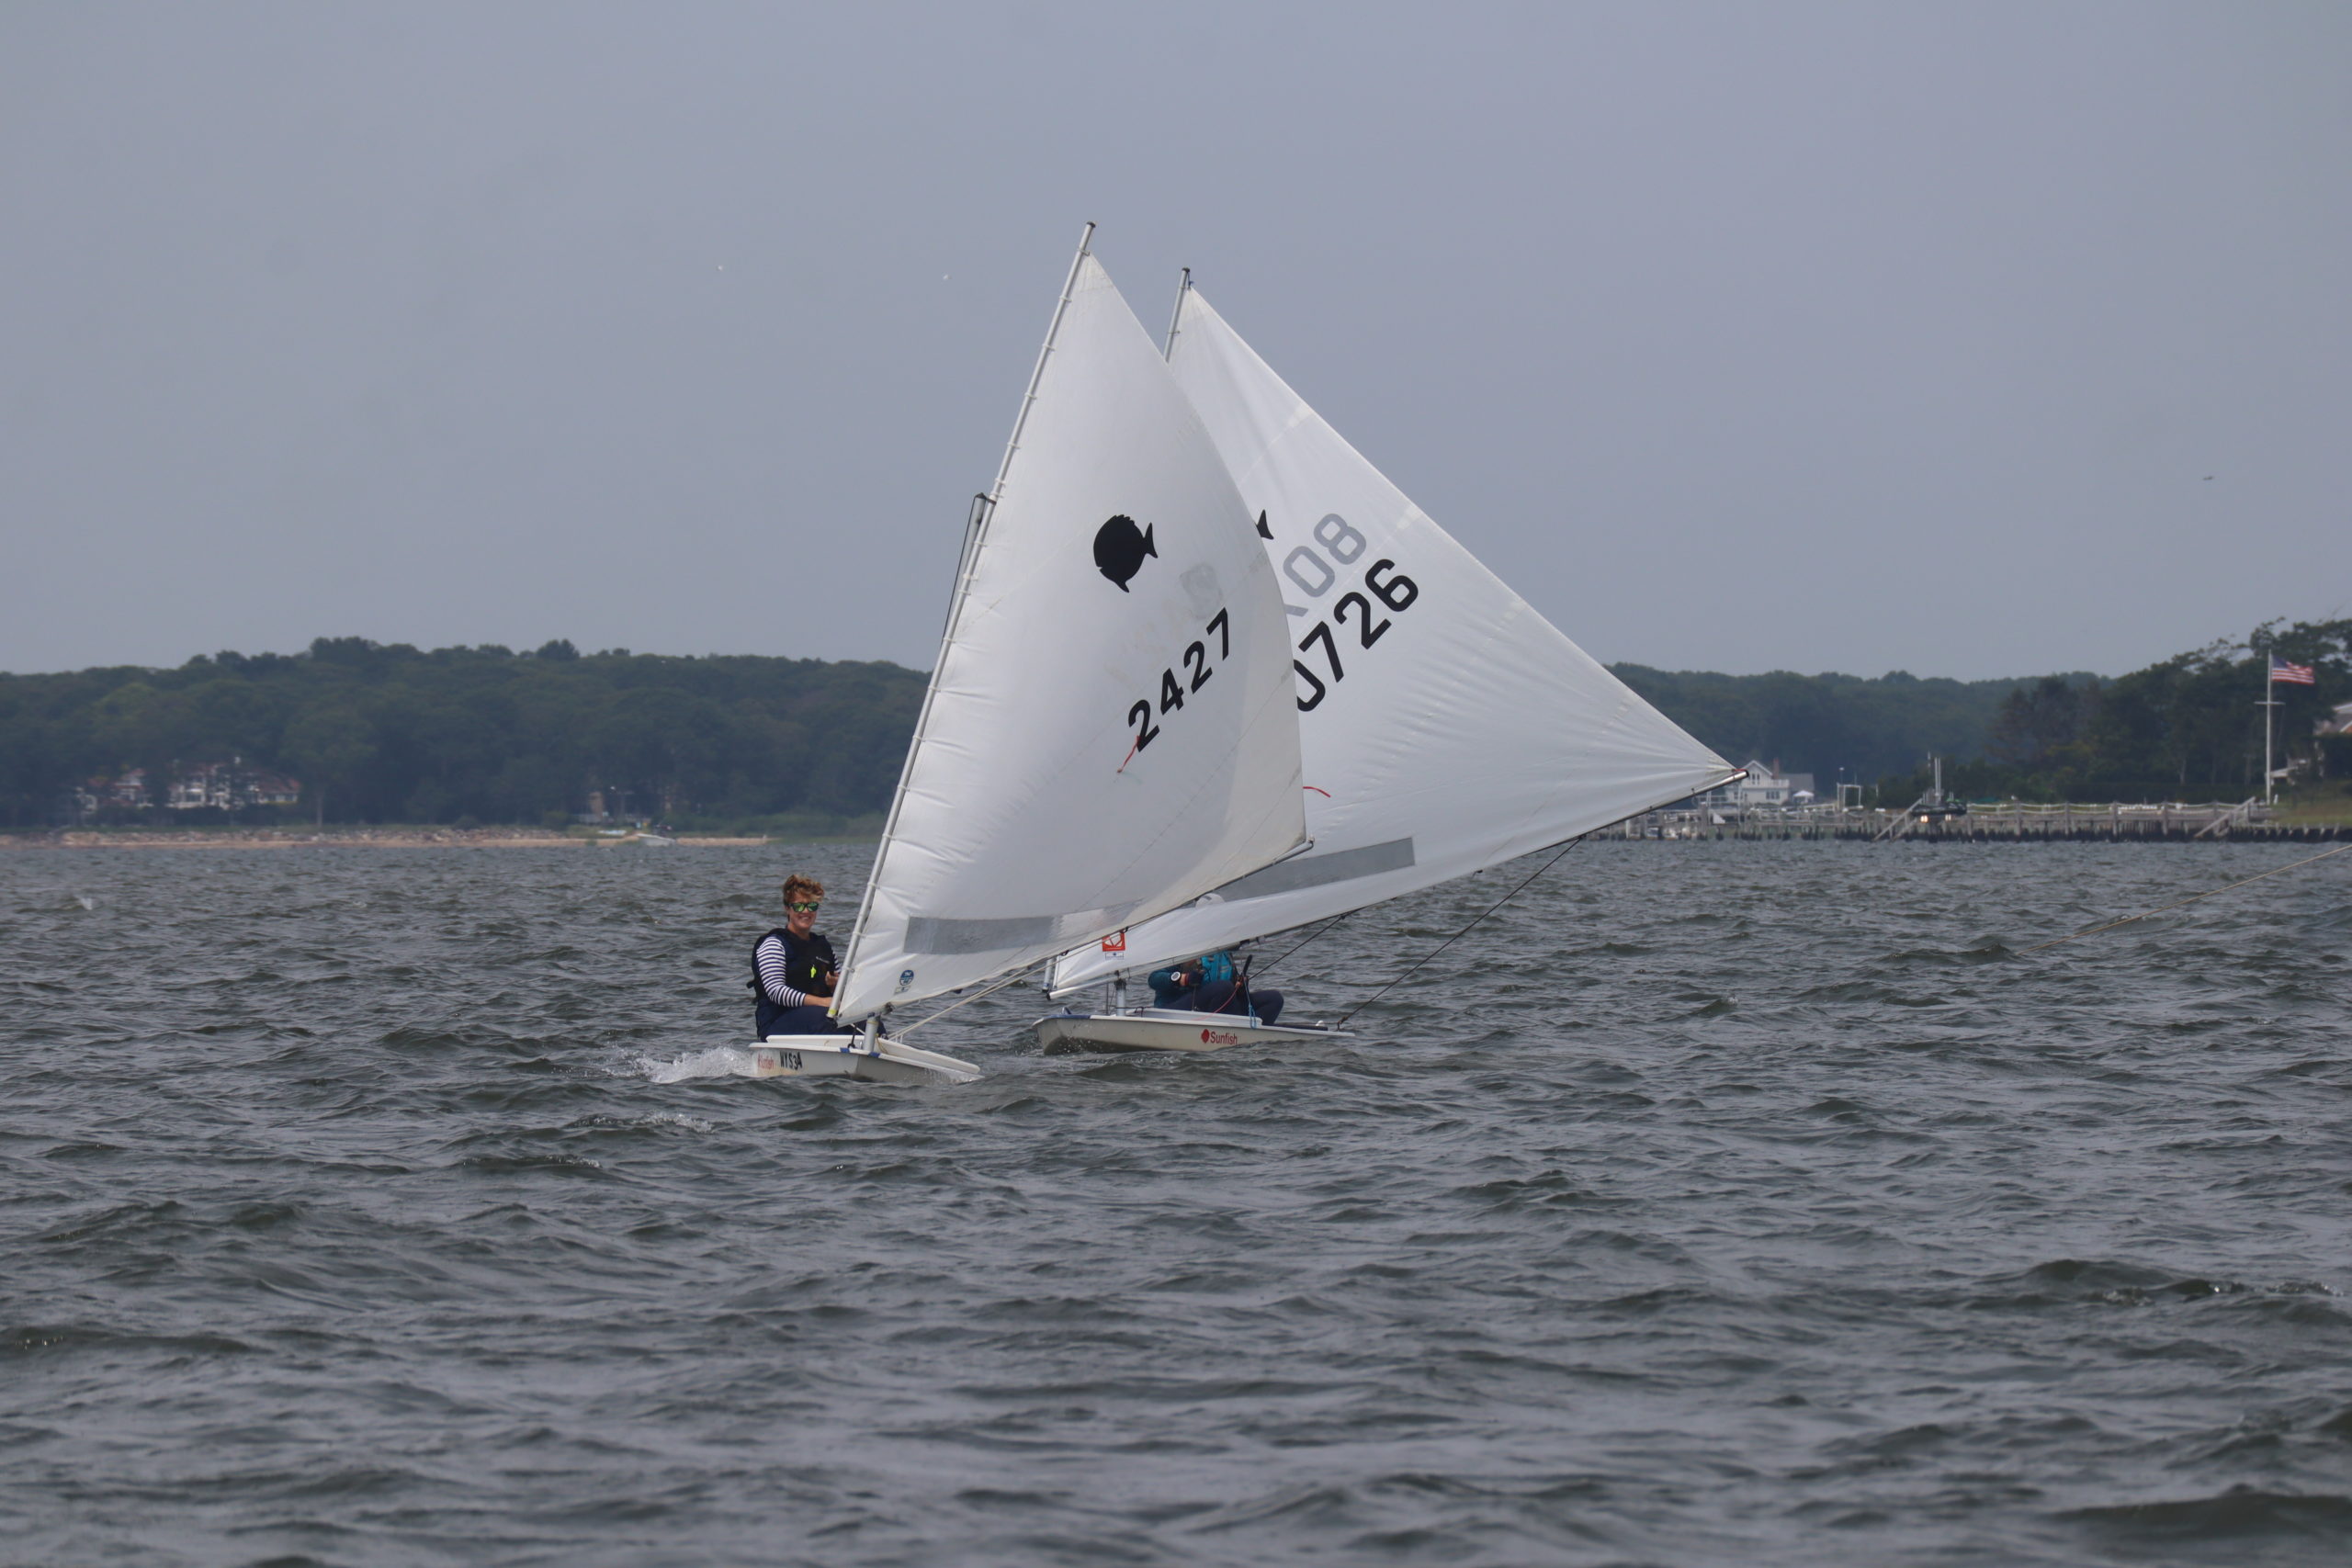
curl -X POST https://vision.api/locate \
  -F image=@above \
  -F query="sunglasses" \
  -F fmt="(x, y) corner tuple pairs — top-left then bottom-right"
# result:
(786, 901), (821, 914)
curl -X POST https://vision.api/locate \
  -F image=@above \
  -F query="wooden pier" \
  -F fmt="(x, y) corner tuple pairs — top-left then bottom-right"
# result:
(1619, 800), (2347, 843)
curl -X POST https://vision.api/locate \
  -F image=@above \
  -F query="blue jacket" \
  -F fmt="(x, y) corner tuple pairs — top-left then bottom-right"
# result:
(1148, 951), (1237, 1009)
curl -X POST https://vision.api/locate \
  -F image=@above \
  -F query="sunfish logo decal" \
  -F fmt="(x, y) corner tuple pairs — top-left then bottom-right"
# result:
(1092, 514), (1156, 592)
(895, 968), (914, 995)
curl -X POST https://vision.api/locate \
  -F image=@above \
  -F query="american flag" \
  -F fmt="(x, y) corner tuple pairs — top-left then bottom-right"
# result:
(2270, 655), (2316, 685)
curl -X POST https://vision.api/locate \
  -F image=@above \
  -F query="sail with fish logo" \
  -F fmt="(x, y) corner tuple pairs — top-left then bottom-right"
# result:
(827, 234), (1306, 1028)
(1045, 276), (1737, 1008)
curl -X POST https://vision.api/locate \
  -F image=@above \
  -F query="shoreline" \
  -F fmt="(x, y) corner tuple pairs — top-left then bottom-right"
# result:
(4, 829), (779, 850)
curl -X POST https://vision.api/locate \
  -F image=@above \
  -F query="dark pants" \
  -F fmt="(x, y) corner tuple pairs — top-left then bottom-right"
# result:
(1193, 980), (1283, 1025)
(756, 999), (839, 1038)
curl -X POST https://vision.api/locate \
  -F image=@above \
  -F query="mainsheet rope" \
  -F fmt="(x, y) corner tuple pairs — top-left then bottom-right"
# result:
(884, 963), (1043, 1037)
(1334, 838), (1587, 1027)
(2014, 840), (2350, 955)
(1250, 909), (1359, 978)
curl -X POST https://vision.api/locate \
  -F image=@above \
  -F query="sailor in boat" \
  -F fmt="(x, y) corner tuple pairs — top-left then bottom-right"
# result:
(1147, 950), (1284, 1025)
(751, 875), (840, 1037)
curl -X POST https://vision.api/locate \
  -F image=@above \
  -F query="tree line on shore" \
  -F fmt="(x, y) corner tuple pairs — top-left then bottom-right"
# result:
(1615, 618), (2349, 807)
(0, 638), (923, 833)
(2, 623), (2344, 831)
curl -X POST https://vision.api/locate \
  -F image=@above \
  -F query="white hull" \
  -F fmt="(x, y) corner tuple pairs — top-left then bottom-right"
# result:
(1032, 1008), (1349, 1055)
(748, 1035), (981, 1087)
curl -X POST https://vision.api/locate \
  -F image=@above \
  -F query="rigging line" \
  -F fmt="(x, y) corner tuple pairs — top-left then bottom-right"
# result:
(1251, 909), (1358, 978)
(1200, 953), (1252, 1016)
(888, 962), (1045, 1038)
(1335, 838), (1587, 1027)
(2013, 840), (2349, 955)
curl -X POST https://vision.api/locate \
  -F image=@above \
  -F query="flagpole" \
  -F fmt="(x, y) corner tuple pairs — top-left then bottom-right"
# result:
(2263, 656), (2277, 805)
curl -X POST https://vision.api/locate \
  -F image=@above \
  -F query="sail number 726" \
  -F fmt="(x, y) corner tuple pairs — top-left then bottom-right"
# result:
(1125, 608), (1228, 759)
(1294, 557), (1419, 711)
(1273, 513), (1421, 712)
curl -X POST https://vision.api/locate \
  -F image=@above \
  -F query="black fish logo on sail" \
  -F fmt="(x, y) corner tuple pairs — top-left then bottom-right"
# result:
(1092, 514), (1157, 592)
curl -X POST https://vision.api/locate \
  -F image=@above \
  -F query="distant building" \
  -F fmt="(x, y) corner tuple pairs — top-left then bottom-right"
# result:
(59, 767), (153, 824)
(1699, 760), (1811, 810)
(2317, 701), (2352, 738)
(250, 772), (301, 807)
(164, 760), (301, 811)
(578, 785), (643, 826)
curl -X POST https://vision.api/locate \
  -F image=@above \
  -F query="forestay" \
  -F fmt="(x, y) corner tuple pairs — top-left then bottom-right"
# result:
(833, 250), (1305, 1023)
(1050, 284), (1737, 994)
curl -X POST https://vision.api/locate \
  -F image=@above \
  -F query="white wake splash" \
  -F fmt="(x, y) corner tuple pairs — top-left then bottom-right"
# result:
(640, 1045), (764, 1083)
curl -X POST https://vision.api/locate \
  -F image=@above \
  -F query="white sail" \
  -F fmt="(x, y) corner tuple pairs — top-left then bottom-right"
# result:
(833, 249), (1306, 1022)
(1050, 284), (1736, 994)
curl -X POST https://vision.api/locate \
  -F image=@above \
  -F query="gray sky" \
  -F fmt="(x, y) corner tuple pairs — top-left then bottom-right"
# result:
(4, 2), (2346, 681)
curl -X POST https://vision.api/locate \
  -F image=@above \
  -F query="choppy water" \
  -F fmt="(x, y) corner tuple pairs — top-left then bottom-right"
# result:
(5, 840), (2351, 1566)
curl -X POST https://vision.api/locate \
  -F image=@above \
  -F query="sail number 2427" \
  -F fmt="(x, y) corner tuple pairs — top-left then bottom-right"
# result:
(1125, 609), (1229, 761)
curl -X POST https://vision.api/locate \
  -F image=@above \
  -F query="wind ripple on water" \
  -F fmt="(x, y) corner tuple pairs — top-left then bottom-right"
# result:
(3, 840), (2350, 1564)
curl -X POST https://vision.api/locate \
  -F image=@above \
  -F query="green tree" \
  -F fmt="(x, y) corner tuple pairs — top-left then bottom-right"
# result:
(281, 705), (379, 826)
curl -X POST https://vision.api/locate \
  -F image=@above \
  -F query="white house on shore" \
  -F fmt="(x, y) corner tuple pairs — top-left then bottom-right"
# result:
(1698, 760), (1815, 810)
(165, 760), (301, 811)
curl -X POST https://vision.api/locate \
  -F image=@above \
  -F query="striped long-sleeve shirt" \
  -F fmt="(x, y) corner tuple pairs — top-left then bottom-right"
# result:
(756, 934), (820, 1008)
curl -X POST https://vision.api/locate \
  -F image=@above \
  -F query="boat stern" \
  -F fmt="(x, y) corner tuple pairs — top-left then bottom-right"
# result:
(750, 1036), (982, 1087)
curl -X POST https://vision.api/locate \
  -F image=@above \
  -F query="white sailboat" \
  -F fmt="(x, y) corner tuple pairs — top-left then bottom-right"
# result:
(747, 231), (1308, 1086)
(1034, 276), (1741, 1054)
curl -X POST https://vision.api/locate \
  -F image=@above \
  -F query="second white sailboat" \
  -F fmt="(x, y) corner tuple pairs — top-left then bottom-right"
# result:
(1036, 274), (1740, 1054)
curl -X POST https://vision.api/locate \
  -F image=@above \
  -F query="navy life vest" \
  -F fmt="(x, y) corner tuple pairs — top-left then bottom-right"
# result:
(750, 926), (837, 1003)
